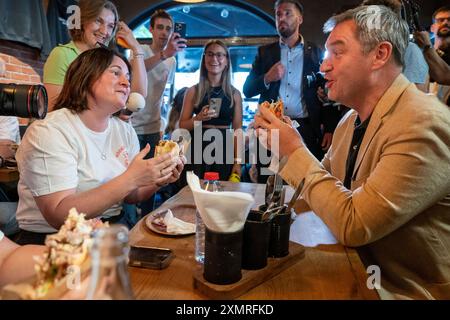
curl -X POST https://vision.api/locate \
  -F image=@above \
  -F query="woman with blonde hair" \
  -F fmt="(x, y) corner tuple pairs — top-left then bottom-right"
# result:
(44, 0), (146, 111)
(179, 40), (242, 181)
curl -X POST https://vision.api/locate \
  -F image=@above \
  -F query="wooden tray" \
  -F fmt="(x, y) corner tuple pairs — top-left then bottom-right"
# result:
(1, 258), (91, 300)
(193, 241), (305, 299)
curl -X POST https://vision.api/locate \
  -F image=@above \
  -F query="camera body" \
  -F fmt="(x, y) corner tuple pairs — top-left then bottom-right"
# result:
(0, 83), (47, 119)
(306, 71), (326, 89)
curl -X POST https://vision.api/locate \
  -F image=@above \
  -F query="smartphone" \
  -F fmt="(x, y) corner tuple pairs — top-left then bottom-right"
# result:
(129, 246), (174, 270)
(174, 22), (186, 39)
(209, 97), (222, 118)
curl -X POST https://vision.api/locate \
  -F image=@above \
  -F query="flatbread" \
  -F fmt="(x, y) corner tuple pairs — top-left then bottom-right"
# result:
(155, 140), (181, 158)
(261, 100), (284, 119)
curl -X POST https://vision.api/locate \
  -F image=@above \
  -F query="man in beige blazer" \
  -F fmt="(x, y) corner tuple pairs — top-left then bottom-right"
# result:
(255, 5), (450, 299)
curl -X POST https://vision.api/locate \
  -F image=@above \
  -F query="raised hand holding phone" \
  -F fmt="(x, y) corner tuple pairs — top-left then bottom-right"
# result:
(163, 28), (187, 59)
(173, 22), (187, 49)
(174, 22), (186, 39)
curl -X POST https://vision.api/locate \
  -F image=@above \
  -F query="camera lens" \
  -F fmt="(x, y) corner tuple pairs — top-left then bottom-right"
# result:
(0, 83), (47, 119)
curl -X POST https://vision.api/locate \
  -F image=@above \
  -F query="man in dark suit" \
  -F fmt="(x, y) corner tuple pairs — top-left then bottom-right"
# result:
(244, 0), (339, 168)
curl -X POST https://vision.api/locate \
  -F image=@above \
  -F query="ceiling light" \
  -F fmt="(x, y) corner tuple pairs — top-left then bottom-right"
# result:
(220, 9), (229, 18)
(174, 0), (206, 3)
(239, 64), (252, 69)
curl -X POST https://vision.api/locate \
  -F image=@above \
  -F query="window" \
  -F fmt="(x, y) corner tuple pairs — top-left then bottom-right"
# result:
(132, 1), (277, 128)
(133, 3), (275, 39)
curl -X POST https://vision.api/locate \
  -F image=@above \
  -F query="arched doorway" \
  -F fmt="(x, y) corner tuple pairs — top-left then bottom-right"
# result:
(130, 1), (278, 128)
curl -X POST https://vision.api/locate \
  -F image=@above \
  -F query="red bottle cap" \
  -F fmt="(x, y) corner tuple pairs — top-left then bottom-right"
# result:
(204, 172), (219, 181)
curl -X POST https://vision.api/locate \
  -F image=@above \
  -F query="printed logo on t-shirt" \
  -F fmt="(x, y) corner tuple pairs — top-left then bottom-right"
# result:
(115, 146), (130, 167)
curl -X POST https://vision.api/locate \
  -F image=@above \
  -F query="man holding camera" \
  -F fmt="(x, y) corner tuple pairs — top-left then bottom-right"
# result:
(362, 0), (429, 91)
(244, 0), (339, 162)
(130, 9), (186, 214)
(414, 6), (450, 105)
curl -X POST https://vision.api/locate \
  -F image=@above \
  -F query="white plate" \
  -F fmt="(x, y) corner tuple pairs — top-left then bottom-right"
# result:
(145, 204), (196, 236)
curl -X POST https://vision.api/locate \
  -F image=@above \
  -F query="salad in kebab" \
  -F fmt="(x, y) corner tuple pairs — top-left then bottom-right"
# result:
(1, 208), (108, 299)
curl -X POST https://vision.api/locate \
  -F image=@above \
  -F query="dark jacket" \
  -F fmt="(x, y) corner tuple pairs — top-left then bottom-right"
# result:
(243, 40), (338, 135)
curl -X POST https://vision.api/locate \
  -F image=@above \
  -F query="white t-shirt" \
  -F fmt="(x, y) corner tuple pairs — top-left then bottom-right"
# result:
(16, 108), (140, 233)
(0, 230), (4, 242)
(403, 42), (429, 84)
(131, 45), (176, 135)
(0, 116), (20, 143)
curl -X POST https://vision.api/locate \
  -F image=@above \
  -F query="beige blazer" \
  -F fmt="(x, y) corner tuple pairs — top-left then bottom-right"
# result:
(280, 74), (450, 299)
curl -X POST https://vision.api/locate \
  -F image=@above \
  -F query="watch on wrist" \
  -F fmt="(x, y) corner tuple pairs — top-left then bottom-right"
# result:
(423, 44), (432, 52)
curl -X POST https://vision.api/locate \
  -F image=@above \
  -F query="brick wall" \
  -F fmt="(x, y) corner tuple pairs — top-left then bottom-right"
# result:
(0, 39), (44, 85)
(0, 0), (48, 125)
(0, 40), (45, 125)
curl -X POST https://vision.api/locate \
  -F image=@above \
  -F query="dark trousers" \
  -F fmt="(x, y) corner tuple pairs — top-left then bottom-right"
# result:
(256, 117), (323, 184)
(100, 206), (136, 229)
(13, 229), (52, 245)
(137, 132), (161, 216)
(183, 128), (233, 181)
(13, 209), (135, 245)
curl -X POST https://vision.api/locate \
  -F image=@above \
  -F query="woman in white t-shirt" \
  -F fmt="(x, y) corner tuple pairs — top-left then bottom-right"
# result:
(15, 48), (184, 244)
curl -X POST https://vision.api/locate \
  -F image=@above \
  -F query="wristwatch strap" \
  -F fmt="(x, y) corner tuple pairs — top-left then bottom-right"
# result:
(422, 44), (432, 52)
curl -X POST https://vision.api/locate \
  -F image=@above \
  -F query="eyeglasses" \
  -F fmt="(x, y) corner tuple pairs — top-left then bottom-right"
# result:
(204, 51), (227, 60)
(435, 16), (450, 24)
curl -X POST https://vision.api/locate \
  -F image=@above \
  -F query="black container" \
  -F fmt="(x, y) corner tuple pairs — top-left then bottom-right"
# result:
(268, 207), (291, 258)
(204, 227), (243, 285)
(242, 210), (271, 270)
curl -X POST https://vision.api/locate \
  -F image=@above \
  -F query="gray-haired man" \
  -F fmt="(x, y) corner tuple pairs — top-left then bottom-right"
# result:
(255, 5), (450, 299)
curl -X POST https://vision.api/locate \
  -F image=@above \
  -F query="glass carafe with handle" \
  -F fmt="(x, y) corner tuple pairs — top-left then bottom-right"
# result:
(86, 225), (134, 300)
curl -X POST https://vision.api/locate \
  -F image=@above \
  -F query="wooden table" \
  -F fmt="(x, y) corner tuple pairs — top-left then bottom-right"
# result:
(128, 182), (379, 300)
(0, 168), (19, 183)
